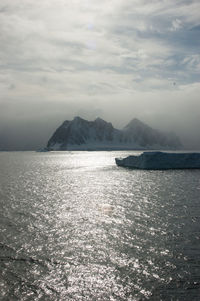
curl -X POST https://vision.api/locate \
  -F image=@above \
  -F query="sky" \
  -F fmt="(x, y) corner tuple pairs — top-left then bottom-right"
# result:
(0, 0), (200, 150)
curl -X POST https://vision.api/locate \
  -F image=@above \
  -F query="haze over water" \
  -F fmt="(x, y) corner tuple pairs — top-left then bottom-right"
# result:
(0, 151), (200, 300)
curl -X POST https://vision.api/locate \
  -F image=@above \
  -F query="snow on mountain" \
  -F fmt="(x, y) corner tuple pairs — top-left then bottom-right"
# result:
(47, 117), (182, 150)
(123, 118), (181, 148)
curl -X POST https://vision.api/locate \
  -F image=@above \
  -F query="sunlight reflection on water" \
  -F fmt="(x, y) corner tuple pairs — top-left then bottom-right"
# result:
(0, 151), (200, 300)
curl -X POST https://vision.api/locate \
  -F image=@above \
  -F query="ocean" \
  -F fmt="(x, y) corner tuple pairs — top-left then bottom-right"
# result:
(0, 151), (200, 300)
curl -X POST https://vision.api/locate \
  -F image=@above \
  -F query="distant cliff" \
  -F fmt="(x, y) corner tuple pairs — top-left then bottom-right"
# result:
(47, 116), (182, 150)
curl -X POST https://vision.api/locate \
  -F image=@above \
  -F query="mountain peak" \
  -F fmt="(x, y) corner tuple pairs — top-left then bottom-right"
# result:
(47, 116), (182, 150)
(95, 117), (105, 122)
(73, 116), (85, 122)
(124, 118), (148, 130)
(94, 117), (109, 124)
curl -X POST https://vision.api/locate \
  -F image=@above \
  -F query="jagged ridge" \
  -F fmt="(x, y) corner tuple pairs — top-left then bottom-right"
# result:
(47, 116), (182, 150)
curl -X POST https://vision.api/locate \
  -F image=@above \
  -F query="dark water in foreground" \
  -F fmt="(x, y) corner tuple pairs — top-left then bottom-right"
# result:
(0, 151), (200, 301)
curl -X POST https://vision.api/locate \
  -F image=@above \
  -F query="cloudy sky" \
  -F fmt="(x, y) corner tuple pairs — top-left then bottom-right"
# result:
(0, 0), (200, 149)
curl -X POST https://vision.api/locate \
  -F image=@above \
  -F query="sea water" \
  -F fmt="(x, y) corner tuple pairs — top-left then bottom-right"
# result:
(0, 151), (200, 300)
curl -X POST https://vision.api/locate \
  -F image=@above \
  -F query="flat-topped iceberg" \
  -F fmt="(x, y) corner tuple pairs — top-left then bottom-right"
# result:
(115, 152), (200, 170)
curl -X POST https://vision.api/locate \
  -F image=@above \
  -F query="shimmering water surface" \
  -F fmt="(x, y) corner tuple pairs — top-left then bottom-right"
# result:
(0, 151), (200, 300)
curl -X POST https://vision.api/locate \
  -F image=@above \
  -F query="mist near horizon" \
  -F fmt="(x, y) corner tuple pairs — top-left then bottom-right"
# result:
(0, 0), (200, 150)
(0, 112), (200, 150)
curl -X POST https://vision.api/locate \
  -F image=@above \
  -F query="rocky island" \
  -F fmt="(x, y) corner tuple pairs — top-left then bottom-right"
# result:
(46, 116), (182, 151)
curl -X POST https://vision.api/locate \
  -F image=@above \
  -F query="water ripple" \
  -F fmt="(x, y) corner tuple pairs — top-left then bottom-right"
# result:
(0, 151), (200, 300)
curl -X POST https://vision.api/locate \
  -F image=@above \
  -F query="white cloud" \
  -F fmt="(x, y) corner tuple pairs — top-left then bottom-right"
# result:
(182, 54), (200, 72)
(170, 19), (182, 31)
(0, 0), (200, 148)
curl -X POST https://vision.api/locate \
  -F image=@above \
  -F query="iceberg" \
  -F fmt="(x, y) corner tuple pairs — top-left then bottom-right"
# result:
(115, 152), (200, 170)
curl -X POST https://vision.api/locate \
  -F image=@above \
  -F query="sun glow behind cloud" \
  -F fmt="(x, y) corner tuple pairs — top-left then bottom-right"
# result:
(0, 0), (200, 149)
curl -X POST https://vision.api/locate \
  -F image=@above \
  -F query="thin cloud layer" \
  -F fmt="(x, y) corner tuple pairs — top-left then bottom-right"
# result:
(0, 0), (200, 149)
